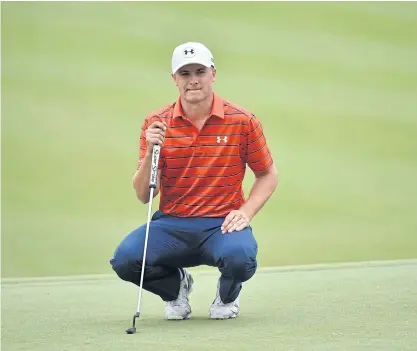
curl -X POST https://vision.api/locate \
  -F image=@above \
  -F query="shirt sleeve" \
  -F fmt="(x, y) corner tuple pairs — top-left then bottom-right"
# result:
(245, 114), (273, 173)
(137, 118), (165, 170)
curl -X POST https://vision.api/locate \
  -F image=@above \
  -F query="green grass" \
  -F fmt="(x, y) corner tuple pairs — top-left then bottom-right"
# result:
(2, 260), (417, 351)
(2, 2), (417, 277)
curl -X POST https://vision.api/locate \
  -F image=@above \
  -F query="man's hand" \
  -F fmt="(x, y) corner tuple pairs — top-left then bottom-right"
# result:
(146, 121), (167, 154)
(221, 210), (251, 234)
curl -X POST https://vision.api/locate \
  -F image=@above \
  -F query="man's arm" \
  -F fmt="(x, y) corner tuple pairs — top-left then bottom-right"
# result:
(221, 164), (278, 233)
(132, 160), (162, 204)
(133, 120), (166, 204)
(239, 164), (278, 220)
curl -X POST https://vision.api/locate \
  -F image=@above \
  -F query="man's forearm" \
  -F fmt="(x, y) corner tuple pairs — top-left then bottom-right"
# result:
(133, 152), (154, 204)
(239, 165), (278, 220)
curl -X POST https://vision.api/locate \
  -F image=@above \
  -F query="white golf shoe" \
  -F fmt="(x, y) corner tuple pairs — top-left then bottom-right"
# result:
(164, 268), (194, 320)
(209, 278), (240, 319)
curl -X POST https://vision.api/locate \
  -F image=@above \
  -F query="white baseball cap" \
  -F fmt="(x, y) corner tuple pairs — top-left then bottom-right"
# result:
(171, 42), (215, 74)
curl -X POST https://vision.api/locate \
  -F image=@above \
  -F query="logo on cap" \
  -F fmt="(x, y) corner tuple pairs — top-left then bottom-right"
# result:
(183, 48), (196, 57)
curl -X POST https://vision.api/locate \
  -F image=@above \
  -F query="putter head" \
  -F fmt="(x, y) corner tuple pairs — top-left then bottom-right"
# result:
(126, 327), (136, 334)
(126, 311), (140, 334)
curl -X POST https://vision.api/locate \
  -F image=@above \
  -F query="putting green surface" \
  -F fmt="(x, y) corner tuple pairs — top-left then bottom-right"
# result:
(2, 260), (417, 351)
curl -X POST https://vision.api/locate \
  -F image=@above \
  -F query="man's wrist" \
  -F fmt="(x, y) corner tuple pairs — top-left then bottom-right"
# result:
(144, 149), (153, 159)
(239, 205), (254, 221)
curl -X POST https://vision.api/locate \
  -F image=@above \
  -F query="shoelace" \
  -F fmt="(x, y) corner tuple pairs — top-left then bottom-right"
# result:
(167, 300), (180, 307)
(167, 292), (189, 307)
(214, 295), (224, 306)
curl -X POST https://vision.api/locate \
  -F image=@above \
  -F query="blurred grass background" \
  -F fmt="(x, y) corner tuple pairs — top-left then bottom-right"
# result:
(2, 2), (417, 278)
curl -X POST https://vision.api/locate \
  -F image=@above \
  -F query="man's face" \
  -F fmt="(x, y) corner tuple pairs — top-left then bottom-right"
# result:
(172, 64), (216, 103)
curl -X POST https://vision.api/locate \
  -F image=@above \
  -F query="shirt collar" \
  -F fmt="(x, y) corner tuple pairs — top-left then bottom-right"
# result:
(173, 93), (224, 120)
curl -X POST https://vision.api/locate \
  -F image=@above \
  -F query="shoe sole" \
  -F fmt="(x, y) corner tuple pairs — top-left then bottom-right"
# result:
(210, 314), (238, 320)
(165, 313), (191, 320)
(210, 311), (239, 320)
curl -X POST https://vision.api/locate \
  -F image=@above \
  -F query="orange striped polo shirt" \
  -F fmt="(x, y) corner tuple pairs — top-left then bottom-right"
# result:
(137, 93), (274, 218)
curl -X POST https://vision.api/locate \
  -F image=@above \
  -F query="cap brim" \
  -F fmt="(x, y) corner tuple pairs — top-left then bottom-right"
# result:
(172, 60), (213, 74)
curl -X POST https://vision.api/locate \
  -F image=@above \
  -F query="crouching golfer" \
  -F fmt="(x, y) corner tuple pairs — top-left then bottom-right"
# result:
(110, 42), (278, 320)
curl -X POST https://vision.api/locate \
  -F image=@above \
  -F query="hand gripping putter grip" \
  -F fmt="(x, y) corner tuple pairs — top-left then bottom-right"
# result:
(126, 144), (161, 335)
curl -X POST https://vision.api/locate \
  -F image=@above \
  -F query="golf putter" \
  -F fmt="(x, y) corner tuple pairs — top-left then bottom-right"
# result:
(126, 144), (161, 334)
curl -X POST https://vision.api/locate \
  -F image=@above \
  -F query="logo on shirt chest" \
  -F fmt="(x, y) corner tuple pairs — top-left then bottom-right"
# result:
(216, 136), (228, 144)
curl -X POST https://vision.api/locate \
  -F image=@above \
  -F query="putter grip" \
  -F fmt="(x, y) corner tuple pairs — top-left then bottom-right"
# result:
(149, 144), (161, 189)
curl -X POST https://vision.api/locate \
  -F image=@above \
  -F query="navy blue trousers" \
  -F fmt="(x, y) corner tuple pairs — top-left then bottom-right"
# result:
(110, 210), (258, 303)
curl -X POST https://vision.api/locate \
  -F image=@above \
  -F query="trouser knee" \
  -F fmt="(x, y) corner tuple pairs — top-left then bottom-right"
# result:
(110, 258), (142, 282)
(222, 251), (257, 281)
(110, 255), (171, 284)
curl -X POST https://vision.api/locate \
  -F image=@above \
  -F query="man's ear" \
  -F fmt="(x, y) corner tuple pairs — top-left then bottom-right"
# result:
(212, 68), (216, 83)
(171, 73), (177, 86)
